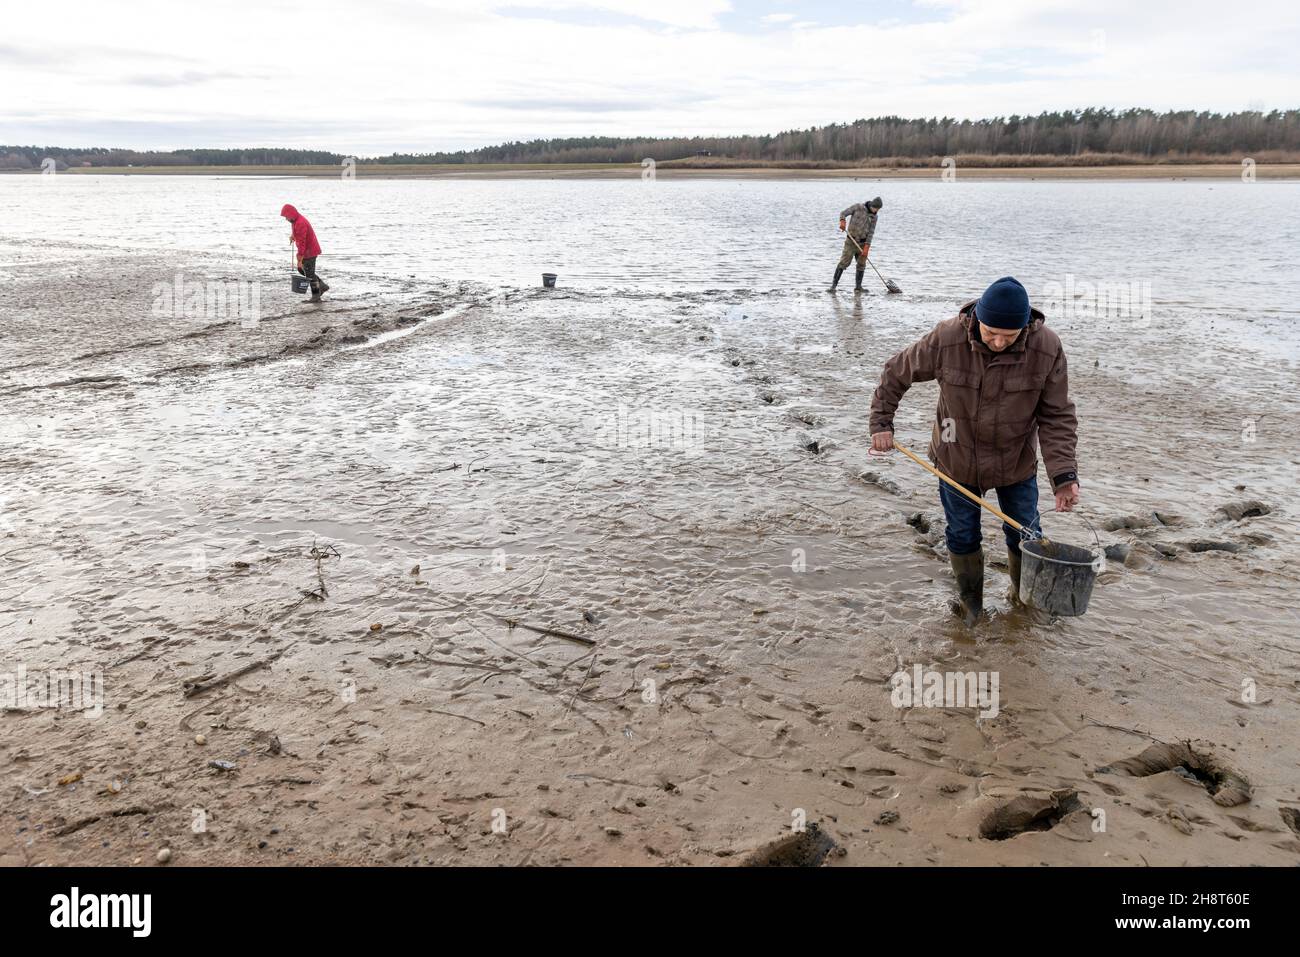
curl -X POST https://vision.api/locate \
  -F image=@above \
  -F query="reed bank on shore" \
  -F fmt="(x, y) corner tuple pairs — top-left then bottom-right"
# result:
(9, 162), (1298, 180)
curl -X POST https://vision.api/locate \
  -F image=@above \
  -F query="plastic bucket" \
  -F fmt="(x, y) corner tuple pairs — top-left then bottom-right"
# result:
(291, 274), (311, 294)
(542, 273), (557, 288)
(1019, 539), (1102, 616)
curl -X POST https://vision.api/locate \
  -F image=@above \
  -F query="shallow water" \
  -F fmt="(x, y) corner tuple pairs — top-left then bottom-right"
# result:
(3, 174), (1298, 328)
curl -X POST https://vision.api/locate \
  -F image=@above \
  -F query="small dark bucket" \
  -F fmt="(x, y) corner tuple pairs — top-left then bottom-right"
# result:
(542, 273), (557, 289)
(291, 274), (311, 294)
(1019, 539), (1102, 616)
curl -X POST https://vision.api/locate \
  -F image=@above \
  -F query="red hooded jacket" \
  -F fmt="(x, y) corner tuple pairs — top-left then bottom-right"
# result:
(281, 204), (322, 259)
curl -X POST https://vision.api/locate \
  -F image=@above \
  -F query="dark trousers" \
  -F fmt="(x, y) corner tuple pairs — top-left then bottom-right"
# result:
(298, 256), (323, 293)
(836, 237), (868, 270)
(939, 475), (1041, 556)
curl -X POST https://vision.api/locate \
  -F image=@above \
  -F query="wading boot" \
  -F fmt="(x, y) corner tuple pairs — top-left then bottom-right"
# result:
(1006, 547), (1023, 604)
(854, 264), (866, 291)
(309, 288), (323, 303)
(828, 266), (844, 293)
(949, 549), (985, 626)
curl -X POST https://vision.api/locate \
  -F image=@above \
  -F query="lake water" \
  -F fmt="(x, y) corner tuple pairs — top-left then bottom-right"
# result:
(3, 174), (1298, 339)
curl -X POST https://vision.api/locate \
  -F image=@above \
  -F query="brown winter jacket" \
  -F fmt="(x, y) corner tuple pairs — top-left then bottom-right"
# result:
(869, 301), (1079, 492)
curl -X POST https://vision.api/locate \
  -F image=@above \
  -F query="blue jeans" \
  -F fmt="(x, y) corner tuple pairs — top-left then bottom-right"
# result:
(940, 475), (1041, 556)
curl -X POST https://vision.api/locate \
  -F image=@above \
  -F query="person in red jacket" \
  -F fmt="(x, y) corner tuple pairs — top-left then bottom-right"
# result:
(281, 204), (329, 302)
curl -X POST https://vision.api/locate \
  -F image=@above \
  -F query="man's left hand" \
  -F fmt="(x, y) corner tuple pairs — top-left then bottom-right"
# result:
(1054, 482), (1080, 512)
(296, 256), (303, 270)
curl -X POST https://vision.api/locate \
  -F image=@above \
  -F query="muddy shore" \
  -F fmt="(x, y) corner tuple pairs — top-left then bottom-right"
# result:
(2, 249), (1298, 866)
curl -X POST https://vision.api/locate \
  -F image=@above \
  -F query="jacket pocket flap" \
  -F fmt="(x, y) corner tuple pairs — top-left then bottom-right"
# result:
(942, 369), (981, 388)
(1004, 373), (1046, 391)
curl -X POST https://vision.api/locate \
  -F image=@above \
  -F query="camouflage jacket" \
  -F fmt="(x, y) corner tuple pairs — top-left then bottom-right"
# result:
(840, 203), (878, 244)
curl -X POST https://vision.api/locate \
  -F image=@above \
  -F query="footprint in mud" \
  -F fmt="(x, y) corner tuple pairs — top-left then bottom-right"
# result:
(1217, 500), (1271, 522)
(856, 470), (904, 496)
(743, 822), (839, 867)
(1097, 741), (1252, 807)
(1279, 807), (1300, 836)
(979, 789), (1085, 841)
(798, 434), (832, 456)
(788, 409), (824, 428)
(1138, 539), (1244, 557)
(1102, 511), (1186, 532)
(1102, 514), (1157, 532)
(758, 389), (783, 405)
(1184, 540), (1242, 554)
(1225, 815), (1280, 834)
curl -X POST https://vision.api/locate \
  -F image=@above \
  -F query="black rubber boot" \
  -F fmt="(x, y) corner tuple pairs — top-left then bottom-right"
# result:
(949, 549), (985, 626)
(854, 265), (865, 291)
(828, 266), (845, 292)
(1006, 547), (1022, 603)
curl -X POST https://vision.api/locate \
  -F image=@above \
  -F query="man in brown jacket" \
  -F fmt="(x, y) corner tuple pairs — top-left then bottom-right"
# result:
(869, 277), (1080, 623)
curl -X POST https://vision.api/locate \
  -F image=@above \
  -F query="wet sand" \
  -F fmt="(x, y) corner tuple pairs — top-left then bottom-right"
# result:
(2, 250), (1299, 866)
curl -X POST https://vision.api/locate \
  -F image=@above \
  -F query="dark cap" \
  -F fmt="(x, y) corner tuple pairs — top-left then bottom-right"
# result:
(975, 276), (1031, 330)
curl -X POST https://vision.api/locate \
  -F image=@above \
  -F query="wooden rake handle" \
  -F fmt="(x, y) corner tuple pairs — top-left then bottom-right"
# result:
(892, 440), (1033, 536)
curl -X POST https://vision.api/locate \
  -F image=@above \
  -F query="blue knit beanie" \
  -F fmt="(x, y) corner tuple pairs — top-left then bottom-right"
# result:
(975, 276), (1030, 330)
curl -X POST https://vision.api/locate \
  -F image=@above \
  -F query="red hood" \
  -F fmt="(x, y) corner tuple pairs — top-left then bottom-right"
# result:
(280, 204), (299, 220)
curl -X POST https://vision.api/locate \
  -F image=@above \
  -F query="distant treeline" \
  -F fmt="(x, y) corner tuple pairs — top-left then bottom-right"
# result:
(379, 110), (1300, 165)
(5, 109), (1298, 169)
(0, 146), (341, 170)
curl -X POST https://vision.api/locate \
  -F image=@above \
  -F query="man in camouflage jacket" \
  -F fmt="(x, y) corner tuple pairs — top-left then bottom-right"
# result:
(830, 196), (882, 292)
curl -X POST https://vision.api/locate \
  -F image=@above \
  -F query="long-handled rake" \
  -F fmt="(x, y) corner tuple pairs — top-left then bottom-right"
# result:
(845, 233), (902, 294)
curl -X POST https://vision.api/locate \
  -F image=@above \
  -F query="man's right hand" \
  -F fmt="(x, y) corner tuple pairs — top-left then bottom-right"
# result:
(871, 431), (894, 453)
(839, 218), (846, 232)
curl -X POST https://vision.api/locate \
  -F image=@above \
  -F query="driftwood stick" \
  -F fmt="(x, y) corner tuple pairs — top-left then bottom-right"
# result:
(485, 612), (596, 647)
(566, 653), (599, 715)
(183, 645), (292, 698)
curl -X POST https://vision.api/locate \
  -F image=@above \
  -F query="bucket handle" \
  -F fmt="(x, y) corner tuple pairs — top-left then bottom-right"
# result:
(1052, 507), (1106, 574)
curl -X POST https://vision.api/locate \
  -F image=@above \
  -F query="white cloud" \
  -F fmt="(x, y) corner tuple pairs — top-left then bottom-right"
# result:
(0, 0), (1295, 153)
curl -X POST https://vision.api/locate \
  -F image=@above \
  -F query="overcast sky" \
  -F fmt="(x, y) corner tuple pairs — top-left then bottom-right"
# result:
(2, 0), (1295, 154)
